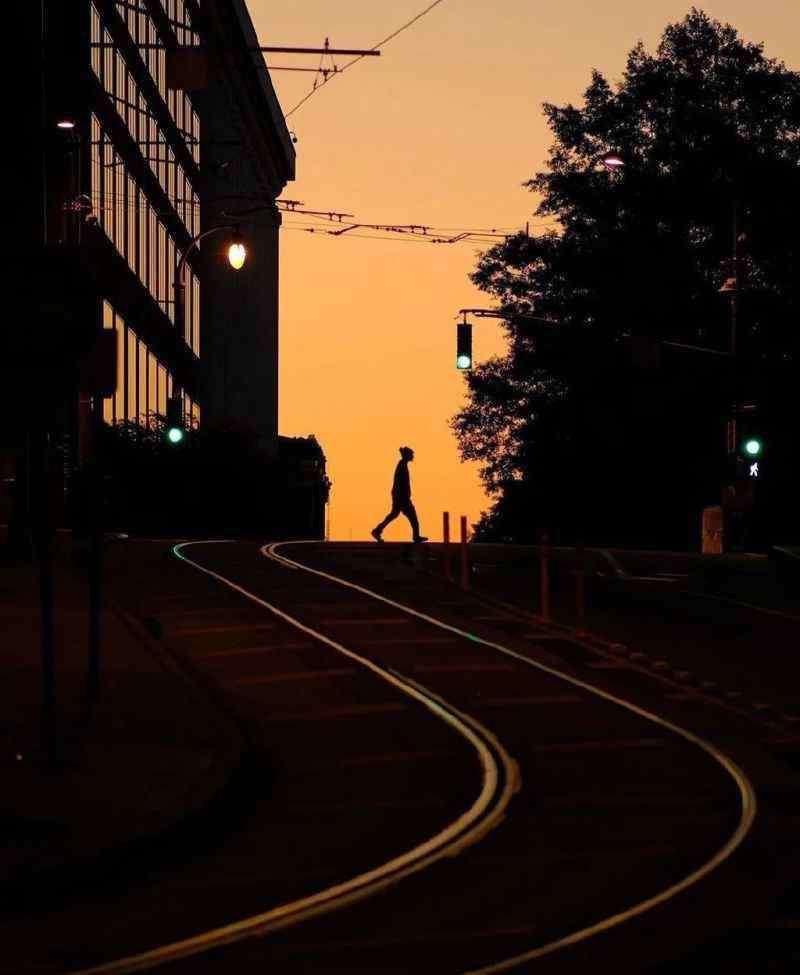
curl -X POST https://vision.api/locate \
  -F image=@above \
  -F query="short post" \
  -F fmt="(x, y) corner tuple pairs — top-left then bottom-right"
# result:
(574, 548), (586, 637)
(459, 515), (469, 590)
(442, 511), (452, 581)
(539, 533), (551, 623)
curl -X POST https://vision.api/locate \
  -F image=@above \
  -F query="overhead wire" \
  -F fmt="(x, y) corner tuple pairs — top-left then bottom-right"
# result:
(88, 180), (529, 246)
(282, 0), (450, 119)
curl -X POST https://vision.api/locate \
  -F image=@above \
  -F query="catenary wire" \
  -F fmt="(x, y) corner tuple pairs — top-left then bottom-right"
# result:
(282, 0), (450, 119)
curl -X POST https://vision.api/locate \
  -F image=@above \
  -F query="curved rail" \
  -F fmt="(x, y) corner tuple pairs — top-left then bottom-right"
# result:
(65, 540), (519, 975)
(263, 540), (758, 973)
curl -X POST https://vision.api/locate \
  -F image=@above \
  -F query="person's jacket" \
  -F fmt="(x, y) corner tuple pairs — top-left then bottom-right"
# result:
(391, 460), (411, 503)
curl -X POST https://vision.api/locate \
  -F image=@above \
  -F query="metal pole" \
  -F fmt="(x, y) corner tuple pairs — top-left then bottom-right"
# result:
(574, 556), (586, 637)
(539, 532), (551, 623)
(442, 511), (451, 581)
(86, 395), (102, 707)
(730, 199), (738, 356)
(34, 429), (57, 763)
(459, 516), (469, 590)
(574, 369), (587, 638)
(173, 276), (185, 342)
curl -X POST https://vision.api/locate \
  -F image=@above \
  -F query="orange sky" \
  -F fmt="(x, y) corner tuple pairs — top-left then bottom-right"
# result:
(247, 1), (800, 542)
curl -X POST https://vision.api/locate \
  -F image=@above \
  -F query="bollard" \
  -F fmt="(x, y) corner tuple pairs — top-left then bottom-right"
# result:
(442, 512), (452, 581)
(539, 533), (551, 623)
(460, 516), (469, 590)
(575, 551), (586, 637)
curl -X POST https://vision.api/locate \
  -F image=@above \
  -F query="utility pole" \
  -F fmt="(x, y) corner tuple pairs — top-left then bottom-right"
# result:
(730, 200), (738, 356)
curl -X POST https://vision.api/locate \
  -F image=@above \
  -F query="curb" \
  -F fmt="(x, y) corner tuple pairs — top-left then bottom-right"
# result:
(419, 558), (800, 739)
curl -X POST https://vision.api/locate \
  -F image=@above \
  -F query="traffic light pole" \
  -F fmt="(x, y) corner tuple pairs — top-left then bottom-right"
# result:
(454, 307), (590, 632)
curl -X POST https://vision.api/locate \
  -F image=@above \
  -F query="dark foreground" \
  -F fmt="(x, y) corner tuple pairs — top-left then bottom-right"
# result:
(1, 539), (798, 974)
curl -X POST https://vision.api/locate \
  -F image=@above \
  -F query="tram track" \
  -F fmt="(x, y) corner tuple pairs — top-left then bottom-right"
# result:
(59, 542), (518, 975)
(12, 538), (774, 975)
(259, 540), (758, 973)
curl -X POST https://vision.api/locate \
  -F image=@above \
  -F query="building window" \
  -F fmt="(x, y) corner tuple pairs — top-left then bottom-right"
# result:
(91, 114), (200, 356)
(92, 2), (201, 228)
(102, 301), (184, 429)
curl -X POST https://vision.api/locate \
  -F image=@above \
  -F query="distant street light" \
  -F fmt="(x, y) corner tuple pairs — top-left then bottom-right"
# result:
(599, 150), (625, 171)
(56, 119), (76, 130)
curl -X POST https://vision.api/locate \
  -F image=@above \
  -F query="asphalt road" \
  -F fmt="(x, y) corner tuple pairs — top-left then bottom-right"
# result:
(6, 539), (798, 975)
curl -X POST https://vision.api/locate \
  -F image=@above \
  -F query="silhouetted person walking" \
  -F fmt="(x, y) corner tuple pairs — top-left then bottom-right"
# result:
(372, 446), (427, 543)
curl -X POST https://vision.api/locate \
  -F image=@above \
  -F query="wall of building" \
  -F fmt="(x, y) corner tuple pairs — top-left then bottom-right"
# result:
(194, 0), (295, 454)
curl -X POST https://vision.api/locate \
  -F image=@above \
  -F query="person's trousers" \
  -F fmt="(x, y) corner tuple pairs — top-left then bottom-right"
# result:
(375, 500), (420, 538)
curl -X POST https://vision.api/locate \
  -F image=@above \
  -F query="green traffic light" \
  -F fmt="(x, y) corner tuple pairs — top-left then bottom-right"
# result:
(743, 438), (762, 457)
(167, 427), (185, 444)
(456, 354), (472, 370)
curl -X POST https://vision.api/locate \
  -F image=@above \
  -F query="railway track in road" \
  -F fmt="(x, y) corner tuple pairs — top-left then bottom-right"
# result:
(12, 539), (779, 975)
(285, 541), (800, 975)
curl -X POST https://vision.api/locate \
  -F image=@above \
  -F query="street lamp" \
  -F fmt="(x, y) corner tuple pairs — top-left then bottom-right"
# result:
(599, 150), (625, 171)
(227, 228), (246, 270)
(174, 223), (245, 343)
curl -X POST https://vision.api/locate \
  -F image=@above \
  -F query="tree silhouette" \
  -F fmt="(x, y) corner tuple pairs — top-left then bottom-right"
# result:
(454, 8), (800, 542)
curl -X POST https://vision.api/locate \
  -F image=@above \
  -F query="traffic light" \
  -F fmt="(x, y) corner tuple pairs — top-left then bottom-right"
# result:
(739, 435), (763, 479)
(456, 322), (473, 370)
(741, 437), (763, 459)
(165, 395), (185, 445)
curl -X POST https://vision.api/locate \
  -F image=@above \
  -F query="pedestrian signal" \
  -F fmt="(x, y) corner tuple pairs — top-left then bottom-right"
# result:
(741, 437), (763, 458)
(456, 322), (473, 370)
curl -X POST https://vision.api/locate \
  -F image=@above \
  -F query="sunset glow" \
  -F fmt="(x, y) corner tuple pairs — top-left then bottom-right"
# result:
(248, 1), (799, 541)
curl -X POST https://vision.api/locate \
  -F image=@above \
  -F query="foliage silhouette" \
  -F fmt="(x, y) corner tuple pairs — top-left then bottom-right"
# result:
(454, 8), (800, 545)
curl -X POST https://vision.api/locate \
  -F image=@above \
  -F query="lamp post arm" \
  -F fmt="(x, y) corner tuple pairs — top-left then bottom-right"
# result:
(174, 223), (236, 343)
(176, 224), (236, 287)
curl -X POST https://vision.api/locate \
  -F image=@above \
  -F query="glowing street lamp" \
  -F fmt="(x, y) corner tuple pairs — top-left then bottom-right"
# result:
(174, 223), (245, 341)
(599, 150), (625, 171)
(56, 119), (77, 130)
(227, 234), (246, 270)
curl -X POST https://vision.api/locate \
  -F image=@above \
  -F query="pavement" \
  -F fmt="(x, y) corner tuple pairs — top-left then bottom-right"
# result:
(3, 535), (798, 973)
(0, 533), (244, 913)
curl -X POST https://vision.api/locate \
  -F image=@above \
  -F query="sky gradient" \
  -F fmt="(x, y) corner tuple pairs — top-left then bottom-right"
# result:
(248, 1), (800, 541)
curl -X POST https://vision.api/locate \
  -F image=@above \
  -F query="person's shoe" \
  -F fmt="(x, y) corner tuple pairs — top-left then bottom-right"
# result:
(371, 528), (384, 543)
(413, 535), (429, 543)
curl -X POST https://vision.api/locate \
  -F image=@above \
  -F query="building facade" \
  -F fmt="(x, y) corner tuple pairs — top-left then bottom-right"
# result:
(4, 0), (294, 451)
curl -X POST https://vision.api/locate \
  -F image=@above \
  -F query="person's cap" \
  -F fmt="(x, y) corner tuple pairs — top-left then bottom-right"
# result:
(399, 445), (414, 457)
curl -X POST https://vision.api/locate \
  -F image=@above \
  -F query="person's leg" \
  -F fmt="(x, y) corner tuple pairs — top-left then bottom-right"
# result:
(373, 504), (400, 539)
(401, 502), (426, 541)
